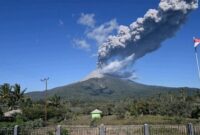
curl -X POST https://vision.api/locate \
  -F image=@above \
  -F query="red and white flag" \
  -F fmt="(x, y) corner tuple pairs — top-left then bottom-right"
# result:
(194, 37), (200, 48)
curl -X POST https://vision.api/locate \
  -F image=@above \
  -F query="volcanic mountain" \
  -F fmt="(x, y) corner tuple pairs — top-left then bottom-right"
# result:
(27, 75), (199, 101)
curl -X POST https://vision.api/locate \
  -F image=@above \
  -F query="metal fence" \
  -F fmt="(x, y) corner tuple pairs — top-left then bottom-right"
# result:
(62, 126), (99, 135)
(194, 125), (200, 135)
(105, 125), (143, 135)
(0, 127), (13, 135)
(149, 125), (187, 135)
(18, 127), (56, 135)
(0, 123), (200, 135)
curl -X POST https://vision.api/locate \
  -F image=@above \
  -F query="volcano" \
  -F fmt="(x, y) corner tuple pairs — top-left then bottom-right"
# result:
(27, 75), (199, 101)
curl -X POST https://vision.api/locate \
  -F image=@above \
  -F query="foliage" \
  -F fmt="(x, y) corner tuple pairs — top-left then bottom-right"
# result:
(47, 106), (68, 122)
(0, 83), (26, 110)
(90, 118), (100, 127)
(28, 76), (199, 101)
(22, 119), (44, 128)
(61, 129), (69, 135)
(48, 94), (61, 107)
(191, 106), (200, 119)
(1, 82), (200, 126)
(22, 101), (71, 122)
(47, 131), (54, 135)
(22, 104), (45, 120)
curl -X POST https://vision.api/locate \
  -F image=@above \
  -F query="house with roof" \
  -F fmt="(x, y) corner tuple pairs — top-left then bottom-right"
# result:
(91, 109), (102, 119)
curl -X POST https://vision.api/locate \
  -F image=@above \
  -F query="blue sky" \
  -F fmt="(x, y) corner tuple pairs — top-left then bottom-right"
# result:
(0, 0), (200, 92)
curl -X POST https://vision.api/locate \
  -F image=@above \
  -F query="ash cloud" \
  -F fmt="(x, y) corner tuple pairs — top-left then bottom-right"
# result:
(96, 0), (198, 79)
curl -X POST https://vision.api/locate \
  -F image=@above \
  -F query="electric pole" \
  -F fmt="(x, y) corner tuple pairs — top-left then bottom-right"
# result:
(41, 77), (49, 124)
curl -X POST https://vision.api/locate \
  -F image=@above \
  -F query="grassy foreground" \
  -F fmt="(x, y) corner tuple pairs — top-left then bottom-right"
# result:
(60, 115), (200, 125)
(1, 115), (200, 128)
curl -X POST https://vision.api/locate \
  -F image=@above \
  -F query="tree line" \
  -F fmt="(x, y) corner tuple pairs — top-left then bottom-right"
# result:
(1, 83), (200, 127)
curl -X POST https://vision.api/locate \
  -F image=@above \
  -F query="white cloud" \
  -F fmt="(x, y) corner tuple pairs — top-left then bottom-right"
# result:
(86, 19), (118, 45)
(75, 13), (118, 54)
(77, 13), (95, 28)
(73, 39), (90, 51)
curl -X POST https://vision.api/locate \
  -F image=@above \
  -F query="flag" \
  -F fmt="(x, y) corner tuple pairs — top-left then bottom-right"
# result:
(194, 37), (200, 48)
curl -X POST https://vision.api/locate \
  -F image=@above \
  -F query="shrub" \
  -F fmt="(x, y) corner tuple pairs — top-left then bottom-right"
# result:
(22, 104), (44, 120)
(15, 114), (25, 124)
(173, 117), (183, 124)
(90, 118), (100, 127)
(61, 129), (69, 135)
(23, 119), (44, 128)
(191, 107), (200, 119)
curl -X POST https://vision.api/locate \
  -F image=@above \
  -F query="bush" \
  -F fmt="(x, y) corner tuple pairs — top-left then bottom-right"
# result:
(22, 119), (44, 128)
(47, 131), (54, 135)
(173, 117), (183, 124)
(22, 104), (44, 120)
(191, 107), (200, 119)
(61, 129), (69, 135)
(0, 122), (17, 127)
(90, 118), (100, 127)
(15, 114), (26, 124)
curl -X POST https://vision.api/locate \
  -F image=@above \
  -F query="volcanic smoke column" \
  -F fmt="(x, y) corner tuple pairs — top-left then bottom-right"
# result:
(97, 0), (198, 78)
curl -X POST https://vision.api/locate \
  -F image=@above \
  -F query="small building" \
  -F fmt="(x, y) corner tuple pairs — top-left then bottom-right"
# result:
(91, 109), (102, 119)
(4, 109), (22, 117)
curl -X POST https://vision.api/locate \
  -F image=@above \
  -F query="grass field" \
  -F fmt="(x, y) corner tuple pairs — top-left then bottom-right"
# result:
(60, 115), (200, 125)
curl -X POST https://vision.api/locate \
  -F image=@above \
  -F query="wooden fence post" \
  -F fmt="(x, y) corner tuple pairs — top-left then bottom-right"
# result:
(14, 125), (18, 135)
(144, 124), (149, 135)
(99, 124), (106, 135)
(56, 125), (61, 135)
(187, 123), (194, 135)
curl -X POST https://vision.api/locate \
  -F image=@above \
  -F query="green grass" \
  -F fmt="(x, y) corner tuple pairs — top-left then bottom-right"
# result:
(60, 115), (200, 125)
(1, 115), (199, 127)
(0, 122), (19, 127)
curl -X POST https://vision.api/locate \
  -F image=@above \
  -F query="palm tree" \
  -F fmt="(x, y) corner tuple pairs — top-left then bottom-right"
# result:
(0, 83), (12, 99)
(12, 84), (26, 102)
(0, 83), (13, 109)
(0, 83), (26, 110)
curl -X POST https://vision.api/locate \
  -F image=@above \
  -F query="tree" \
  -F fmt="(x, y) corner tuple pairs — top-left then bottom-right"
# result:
(191, 106), (200, 119)
(179, 89), (186, 102)
(0, 83), (12, 107)
(0, 83), (26, 110)
(23, 104), (45, 120)
(48, 94), (61, 107)
(0, 83), (12, 99)
(12, 84), (26, 102)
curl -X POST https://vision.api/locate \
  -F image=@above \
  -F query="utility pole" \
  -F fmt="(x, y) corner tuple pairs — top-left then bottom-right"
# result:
(41, 77), (49, 124)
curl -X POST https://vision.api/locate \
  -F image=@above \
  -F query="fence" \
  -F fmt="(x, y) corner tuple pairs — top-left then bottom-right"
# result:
(104, 125), (143, 135)
(0, 127), (13, 135)
(0, 123), (200, 135)
(18, 127), (56, 135)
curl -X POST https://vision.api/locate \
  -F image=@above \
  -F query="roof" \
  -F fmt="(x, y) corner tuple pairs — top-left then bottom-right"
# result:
(4, 109), (22, 117)
(91, 109), (102, 114)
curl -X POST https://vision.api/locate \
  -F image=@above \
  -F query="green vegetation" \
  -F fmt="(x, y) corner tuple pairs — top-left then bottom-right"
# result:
(27, 76), (199, 101)
(0, 83), (26, 110)
(1, 80), (200, 128)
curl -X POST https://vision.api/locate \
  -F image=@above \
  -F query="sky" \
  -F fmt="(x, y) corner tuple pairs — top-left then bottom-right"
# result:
(0, 0), (200, 92)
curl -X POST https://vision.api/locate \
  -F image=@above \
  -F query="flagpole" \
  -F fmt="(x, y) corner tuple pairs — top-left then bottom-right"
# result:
(195, 48), (200, 79)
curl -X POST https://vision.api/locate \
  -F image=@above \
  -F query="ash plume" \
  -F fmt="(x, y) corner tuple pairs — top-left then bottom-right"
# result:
(96, 0), (198, 78)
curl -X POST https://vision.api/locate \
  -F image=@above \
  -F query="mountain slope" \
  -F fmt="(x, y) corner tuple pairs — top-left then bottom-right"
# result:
(27, 76), (199, 101)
